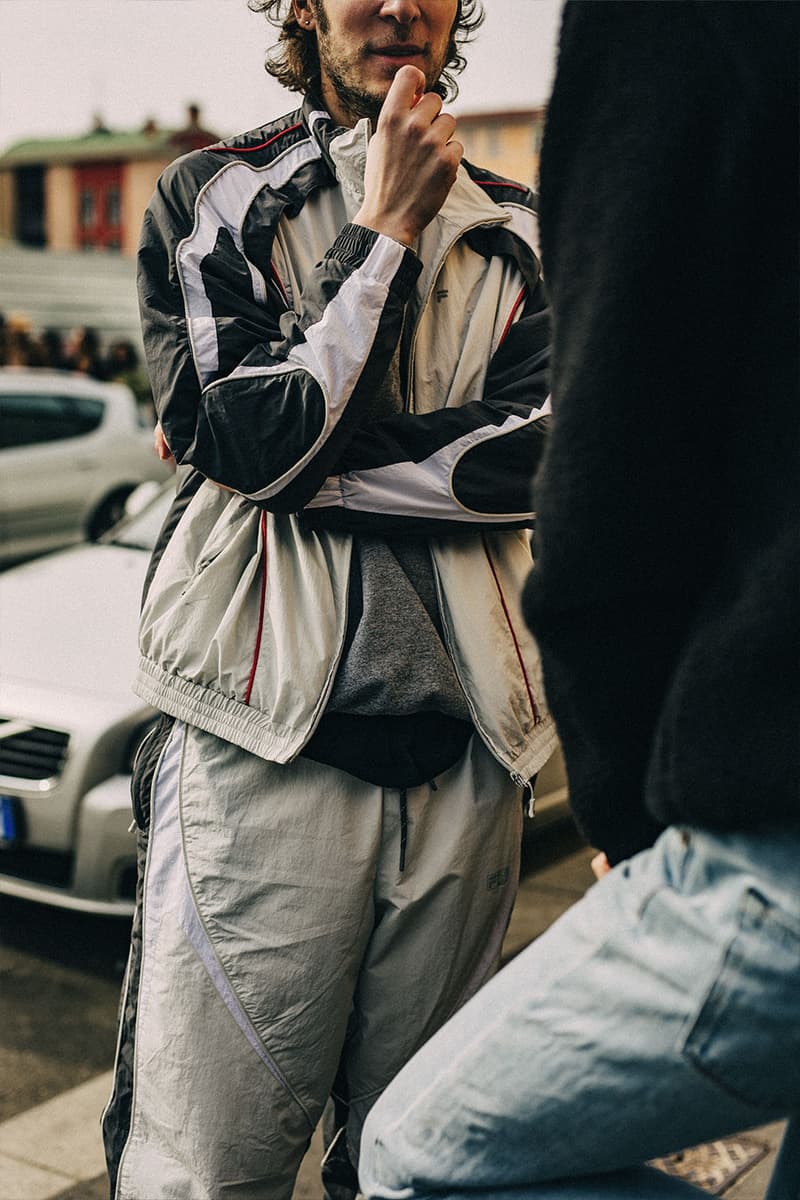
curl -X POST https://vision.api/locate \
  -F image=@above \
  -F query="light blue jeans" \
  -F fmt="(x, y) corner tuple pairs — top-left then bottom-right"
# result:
(359, 825), (800, 1200)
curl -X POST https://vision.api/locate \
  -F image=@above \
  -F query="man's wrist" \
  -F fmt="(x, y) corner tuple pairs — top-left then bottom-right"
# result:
(351, 209), (418, 250)
(328, 224), (422, 296)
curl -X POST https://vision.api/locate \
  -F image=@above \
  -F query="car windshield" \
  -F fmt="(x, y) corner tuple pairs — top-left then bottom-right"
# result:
(109, 485), (174, 552)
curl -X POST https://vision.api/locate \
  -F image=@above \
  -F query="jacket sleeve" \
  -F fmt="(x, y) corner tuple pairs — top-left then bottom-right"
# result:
(138, 161), (422, 513)
(301, 266), (551, 536)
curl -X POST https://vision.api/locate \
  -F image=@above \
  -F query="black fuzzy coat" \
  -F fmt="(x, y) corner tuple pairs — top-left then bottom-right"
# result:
(523, 1), (799, 863)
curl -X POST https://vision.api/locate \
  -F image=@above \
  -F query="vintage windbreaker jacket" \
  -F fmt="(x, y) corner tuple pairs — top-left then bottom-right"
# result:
(132, 96), (558, 787)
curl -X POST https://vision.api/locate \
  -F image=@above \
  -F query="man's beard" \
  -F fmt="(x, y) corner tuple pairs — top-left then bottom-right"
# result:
(311, 0), (447, 126)
(320, 59), (384, 125)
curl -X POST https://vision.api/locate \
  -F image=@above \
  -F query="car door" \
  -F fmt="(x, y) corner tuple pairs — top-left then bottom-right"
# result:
(0, 390), (106, 558)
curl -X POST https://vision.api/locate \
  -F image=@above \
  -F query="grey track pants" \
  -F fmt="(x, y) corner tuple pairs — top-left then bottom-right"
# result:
(104, 719), (523, 1199)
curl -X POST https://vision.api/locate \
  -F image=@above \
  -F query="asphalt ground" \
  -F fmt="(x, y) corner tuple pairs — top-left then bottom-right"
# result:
(0, 820), (783, 1198)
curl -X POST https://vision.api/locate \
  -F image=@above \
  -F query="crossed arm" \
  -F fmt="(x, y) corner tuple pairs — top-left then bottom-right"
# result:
(143, 69), (549, 536)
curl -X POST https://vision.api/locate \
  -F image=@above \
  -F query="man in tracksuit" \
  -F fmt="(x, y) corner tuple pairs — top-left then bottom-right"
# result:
(358, 4), (800, 1199)
(103, 2), (555, 1196)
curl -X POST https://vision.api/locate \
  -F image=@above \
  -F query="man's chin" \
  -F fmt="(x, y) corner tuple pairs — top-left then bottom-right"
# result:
(370, 57), (434, 89)
(325, 61), (435, 124)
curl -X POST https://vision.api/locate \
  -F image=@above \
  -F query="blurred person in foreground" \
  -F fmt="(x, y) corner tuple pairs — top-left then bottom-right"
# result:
(359, 3), (800, 1198)
(101, 2), (554, 1197)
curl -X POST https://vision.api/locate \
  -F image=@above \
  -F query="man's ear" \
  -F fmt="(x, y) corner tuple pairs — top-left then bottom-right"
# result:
(292, 0), (317, 31)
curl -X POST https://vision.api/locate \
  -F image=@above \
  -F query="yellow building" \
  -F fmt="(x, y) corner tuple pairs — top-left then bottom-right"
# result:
(456, 107), (547, 191)
(0, 106), (217, 258)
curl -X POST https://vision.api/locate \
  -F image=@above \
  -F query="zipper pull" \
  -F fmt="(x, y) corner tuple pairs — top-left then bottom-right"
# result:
(510, 771), (536, 819)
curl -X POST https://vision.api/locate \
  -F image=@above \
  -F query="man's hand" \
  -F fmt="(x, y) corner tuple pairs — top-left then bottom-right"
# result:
(354, 65), (462, 247)
(591, 852), (611, 880)
(153, 422), (175, 463)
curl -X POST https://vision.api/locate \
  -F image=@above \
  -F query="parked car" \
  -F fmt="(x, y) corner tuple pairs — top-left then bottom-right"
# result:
(0, 479), (569, 917)
(0, 480), (175, 915)
(0, 367), (172, 565)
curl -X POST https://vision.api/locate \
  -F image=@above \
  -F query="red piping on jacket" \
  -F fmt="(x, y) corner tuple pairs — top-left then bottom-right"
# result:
(270, 263), (290, 309)
(213, 123), (304, 154)
(473, 180), (528, 193)
(498, 286), (527, 348)
(481, 535), (540, 723)
(244, 511), (268, 706)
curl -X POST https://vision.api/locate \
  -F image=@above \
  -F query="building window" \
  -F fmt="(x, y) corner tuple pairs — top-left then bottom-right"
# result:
(79, 189), (95, 230)
(13, 166), (45, 246)
(106, 185), (120, 226)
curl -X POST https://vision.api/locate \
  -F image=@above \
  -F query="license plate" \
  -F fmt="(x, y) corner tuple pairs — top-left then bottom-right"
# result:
(0, 795), (23, 847)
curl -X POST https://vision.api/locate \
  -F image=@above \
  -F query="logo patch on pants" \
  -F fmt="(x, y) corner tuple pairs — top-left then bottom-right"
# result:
(487, 866), (510, 891)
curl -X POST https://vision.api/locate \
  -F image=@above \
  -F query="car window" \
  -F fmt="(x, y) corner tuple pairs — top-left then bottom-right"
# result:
(0, 393), (105, 448)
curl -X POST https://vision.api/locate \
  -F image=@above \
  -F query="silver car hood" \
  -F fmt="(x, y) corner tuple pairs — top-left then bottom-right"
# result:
(0, 543), (147, 703)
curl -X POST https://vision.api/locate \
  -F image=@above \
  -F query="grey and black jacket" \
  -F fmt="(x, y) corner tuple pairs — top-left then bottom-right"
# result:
(133, 96), (558, 785)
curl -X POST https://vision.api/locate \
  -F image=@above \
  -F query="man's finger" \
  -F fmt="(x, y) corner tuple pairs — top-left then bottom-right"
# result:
(153, 422), (174, 462)
(591, 851), (611, 880)
(411, 92), (445, 126)
(432, 113), (457, 144)
(381, 64), (426, 116)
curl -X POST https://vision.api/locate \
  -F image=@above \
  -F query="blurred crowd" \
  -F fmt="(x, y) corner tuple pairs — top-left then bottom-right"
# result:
(0, 309), (153, 413)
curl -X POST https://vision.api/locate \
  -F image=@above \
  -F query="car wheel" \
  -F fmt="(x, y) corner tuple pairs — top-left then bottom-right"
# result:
(87, 486), (136, 540)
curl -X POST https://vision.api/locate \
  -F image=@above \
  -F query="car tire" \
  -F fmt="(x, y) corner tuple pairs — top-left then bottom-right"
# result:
(87, 486), (136, 540)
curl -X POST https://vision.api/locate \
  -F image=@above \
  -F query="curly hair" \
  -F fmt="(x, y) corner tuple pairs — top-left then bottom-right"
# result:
(247, 1), (485, 102)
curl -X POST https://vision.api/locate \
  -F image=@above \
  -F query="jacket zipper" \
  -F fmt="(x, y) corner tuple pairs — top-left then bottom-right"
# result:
(511, 772), (537, 818)
(431, 562), (538, 818)
(404, 214), (507, 414)
(429, 547), (538, 809)
(410, 216), (540, 802)
(481, 536), (541, 817)
(481, 534), (540, 726)
(291, 535), (355, 752)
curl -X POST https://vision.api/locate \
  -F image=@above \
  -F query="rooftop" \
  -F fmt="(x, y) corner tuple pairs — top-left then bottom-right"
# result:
(0, 106), (217, 167)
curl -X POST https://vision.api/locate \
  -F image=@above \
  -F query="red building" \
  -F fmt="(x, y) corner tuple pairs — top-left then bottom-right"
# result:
(0, 106), (217, 257)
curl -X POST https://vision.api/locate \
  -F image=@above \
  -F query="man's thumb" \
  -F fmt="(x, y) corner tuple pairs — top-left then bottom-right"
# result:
(384, 64), (426, 112)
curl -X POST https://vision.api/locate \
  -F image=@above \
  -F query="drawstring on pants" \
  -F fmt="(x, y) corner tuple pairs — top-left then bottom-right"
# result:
(399, 789), (408, 872)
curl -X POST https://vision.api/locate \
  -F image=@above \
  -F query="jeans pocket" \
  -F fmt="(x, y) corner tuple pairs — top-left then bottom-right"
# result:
(682, 887), (800, 1112)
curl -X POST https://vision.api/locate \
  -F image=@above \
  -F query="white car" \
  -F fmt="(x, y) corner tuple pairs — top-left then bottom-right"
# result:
(0, 480), (569, 917)
(0, 367), (172, 564)
(0, 481), (174, 915)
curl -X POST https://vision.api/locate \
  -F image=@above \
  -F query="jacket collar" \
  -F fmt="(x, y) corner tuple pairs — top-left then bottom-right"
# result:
(301, 94), (342, 177)
(302, 93), (508, 237)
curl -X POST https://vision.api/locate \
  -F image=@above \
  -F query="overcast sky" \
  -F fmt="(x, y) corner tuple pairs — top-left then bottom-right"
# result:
(0, 0), (563, 149)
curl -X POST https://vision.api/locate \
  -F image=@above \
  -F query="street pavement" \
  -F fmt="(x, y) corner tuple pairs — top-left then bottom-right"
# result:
(0, 821), (783, 1199)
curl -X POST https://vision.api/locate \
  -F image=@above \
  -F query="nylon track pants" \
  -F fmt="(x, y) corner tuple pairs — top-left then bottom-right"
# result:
(102, 719), (523, 1199)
